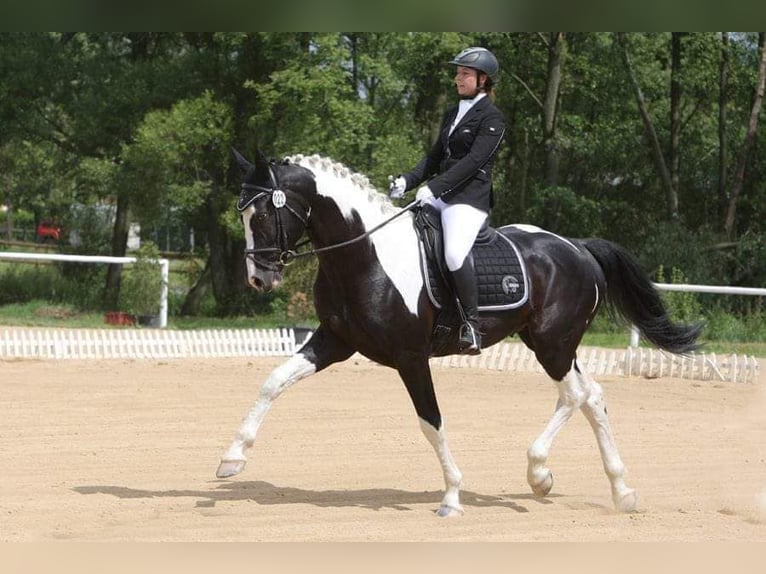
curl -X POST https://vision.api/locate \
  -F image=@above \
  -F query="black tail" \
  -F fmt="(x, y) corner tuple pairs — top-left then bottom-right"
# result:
(581, 238), (702, 354)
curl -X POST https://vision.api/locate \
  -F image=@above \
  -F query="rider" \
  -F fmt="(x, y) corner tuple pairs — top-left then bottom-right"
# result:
(389, 47), (505, 355)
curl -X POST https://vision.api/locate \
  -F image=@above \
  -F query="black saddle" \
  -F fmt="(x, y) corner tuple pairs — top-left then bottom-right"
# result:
(414, 204), (529, 313)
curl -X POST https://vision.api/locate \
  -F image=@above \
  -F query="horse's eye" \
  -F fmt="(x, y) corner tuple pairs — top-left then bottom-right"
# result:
(256, 211), (269, 223)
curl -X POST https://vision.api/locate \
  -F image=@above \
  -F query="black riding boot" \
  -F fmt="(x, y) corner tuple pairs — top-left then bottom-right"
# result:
(450, 257), (481, 355)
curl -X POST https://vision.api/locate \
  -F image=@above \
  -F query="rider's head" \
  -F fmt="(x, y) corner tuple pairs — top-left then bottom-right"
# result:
(450, 47), (499, 99)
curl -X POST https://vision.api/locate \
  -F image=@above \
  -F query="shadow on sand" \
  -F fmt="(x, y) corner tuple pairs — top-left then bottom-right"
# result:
(74, 480), (560, 513)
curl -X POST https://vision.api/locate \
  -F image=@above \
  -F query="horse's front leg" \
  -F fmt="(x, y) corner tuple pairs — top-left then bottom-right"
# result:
(397, 351), (463, 517)
(216, 326), (353, 478)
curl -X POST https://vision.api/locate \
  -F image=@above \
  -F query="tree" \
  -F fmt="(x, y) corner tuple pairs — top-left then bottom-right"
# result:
(542, 32), (566, 187)
(724, 33), (766, 239)
(616, 32), (678, 220)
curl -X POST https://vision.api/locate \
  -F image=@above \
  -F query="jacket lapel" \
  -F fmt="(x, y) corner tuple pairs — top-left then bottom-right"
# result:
(450, 96), (490, 137)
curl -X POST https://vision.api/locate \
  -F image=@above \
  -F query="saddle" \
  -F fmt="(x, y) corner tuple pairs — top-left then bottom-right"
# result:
(414, 204), (529, 353)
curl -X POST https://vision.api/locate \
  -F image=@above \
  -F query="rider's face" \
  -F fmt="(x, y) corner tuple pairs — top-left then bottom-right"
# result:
(455, 66), (485, 97)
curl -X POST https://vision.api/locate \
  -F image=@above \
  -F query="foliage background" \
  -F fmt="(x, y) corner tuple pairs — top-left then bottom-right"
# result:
(1, 32), (765, 342)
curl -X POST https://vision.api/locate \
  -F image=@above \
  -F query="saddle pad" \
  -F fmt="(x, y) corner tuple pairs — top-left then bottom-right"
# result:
(421, 231), (529, 311)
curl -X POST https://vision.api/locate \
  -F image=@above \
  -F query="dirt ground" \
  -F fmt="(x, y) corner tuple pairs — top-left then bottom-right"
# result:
(1, 355), (765, 542)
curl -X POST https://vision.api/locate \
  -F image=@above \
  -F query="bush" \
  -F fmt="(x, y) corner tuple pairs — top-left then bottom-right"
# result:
(119, 242), (165, 317)
(655, 266), (702, 324)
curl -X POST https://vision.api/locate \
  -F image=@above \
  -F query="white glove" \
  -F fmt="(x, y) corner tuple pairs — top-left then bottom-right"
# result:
(388, 175), (407, 199)
(416, 185), (434, 204)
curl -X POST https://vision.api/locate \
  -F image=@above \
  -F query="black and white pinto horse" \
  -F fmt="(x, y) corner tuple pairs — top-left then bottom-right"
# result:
(217, 150), (701, 517)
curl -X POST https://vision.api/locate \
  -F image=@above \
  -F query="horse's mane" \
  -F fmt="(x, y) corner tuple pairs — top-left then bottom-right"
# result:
(286, 154), (399, 216)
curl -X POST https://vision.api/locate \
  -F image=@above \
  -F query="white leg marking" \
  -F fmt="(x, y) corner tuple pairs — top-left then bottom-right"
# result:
(527, 365), (585, 496)
(419, 418), (464, 517)
(576, 363), (637, 512)
(217, 353), (316, 477)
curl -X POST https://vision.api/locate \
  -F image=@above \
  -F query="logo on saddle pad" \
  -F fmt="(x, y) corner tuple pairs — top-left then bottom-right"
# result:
(501, 275), (520, 295)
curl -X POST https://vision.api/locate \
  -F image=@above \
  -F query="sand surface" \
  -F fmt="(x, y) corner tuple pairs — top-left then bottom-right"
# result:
(1, 355), (765, 541)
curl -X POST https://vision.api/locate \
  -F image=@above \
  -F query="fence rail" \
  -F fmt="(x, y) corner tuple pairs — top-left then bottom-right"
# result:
(0, 327), (296, 360)
(0, 328), (758, 384)
(428, 342), (759, 384)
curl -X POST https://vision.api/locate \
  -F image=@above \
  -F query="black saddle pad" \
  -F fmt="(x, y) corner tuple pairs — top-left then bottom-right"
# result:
(415, 207), (529, 311)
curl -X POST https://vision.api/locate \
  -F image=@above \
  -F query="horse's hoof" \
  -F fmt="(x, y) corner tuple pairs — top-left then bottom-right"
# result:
(530, 470), (554, 497)
(216, 459), (246, 478)
(614, 489), (638, 513)
(436, 504), (464, 518)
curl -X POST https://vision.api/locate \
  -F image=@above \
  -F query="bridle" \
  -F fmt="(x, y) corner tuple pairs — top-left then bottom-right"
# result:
(237, 160), (417, 272)
(237, 162), (311, 271)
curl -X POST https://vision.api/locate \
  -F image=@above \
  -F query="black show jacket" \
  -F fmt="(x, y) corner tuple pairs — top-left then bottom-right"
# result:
(403, 95), (505, 211)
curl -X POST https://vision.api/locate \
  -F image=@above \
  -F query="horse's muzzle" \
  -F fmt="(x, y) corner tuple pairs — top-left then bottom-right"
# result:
(246, 271), (282, 292)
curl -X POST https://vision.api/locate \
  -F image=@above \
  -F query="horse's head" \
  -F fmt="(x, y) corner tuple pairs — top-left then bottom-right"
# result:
(234, 148), (313, 292)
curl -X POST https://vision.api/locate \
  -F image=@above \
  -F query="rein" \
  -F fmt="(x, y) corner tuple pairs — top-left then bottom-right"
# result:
(238, 162), (417, 269)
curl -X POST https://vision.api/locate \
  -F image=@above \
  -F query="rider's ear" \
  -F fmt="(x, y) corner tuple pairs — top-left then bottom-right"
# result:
(232, 148), (253, 172)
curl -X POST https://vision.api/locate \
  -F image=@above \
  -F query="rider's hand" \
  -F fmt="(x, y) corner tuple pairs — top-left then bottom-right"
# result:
(388, 175), (406, 199)
(416, 185), (434, 204)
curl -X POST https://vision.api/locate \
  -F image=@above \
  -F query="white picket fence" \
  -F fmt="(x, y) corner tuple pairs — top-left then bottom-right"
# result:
(0, 327), (296, 360)
(0, 328), (758, 384)
(429, 342), (759, 384)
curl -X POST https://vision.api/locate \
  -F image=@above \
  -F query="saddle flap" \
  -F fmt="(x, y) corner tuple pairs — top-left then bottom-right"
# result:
(414, 205), (529, 312)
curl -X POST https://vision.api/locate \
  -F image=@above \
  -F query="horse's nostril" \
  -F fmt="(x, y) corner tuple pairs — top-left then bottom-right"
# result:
(249, 276), (265, 290)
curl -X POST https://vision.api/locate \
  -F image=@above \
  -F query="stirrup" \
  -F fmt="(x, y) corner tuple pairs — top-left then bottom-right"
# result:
(458, 322), (481, 355)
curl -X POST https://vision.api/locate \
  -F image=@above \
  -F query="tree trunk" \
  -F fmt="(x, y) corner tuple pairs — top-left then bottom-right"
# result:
(724, 33), (766, 239)
(670, 33), (683, 196)
(543, 32), (565, 187)
(616, 33), (678, 219)
(717, 32), (730, 224)
(206, 180), (248, 313)
(2, 201), (12, 240)
(180, 259), (212, 316)
(103, 192), (130, 310)
(519, 127), (529, 217)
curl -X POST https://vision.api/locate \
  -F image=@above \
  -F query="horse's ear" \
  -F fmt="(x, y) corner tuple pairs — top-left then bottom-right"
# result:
(231, 148), (253, 172)
(253, 148), (270, 169)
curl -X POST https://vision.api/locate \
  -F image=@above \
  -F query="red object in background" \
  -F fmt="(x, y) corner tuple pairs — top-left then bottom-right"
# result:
(36, 220), (63, 243)
(104, 312), (136, 326)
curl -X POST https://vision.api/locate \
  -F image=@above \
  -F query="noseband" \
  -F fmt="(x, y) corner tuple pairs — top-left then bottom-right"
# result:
(237, 162), (311, 272)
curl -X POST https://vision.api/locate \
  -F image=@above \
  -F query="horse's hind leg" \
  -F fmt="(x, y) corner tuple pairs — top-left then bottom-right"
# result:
(397, 351), (463, 517)
(576, 364), (637, 512)
(526, 363), (585, 497)
(216, 326), (353, 478)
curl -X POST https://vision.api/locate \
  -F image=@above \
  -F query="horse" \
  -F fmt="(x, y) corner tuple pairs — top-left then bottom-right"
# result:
(216, 149), (702, 517)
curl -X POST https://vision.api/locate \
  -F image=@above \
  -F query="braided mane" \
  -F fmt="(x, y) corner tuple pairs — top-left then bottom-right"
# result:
(287, 154), (399, 217)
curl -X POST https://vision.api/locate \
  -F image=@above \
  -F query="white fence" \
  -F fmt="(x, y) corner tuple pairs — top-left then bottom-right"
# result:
(429, 342), (759, 384)
(1, 327), (757, 384)
(0, 327), (296, 360)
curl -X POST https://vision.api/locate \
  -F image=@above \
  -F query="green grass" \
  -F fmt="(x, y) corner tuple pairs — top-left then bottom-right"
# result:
(2, 300), (765, 358)
(0, 300), (316, 331)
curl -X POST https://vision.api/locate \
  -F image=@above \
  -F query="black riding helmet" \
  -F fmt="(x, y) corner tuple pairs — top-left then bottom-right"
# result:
(449, 47), (499, 83)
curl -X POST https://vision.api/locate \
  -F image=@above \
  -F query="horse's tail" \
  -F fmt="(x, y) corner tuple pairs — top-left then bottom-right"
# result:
(580, 238), (702, 354)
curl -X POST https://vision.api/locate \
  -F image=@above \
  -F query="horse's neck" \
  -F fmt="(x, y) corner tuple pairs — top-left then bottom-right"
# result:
(308, 196), (422, 312)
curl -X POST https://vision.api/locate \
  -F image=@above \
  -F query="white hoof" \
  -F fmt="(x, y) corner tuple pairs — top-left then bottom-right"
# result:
(216, 459), (247, 478)
(613, 488), (638, 513)
(530, 470), (554, 497)
(436, 504), (464, 518)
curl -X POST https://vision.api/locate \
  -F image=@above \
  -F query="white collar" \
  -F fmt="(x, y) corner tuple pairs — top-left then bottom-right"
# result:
(450, 92), (487, 135)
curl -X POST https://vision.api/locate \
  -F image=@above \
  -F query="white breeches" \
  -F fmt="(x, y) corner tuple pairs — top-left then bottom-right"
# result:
(425, 197), (488, 271)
